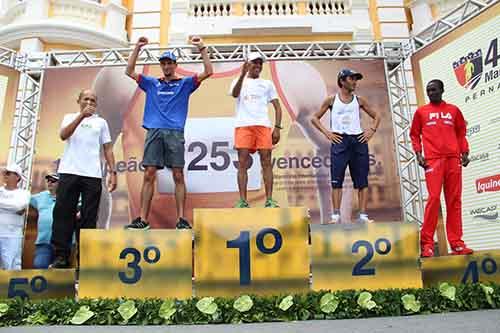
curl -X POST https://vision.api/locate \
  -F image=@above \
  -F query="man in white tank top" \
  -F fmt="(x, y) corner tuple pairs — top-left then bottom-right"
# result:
(311, 69), (380, 223)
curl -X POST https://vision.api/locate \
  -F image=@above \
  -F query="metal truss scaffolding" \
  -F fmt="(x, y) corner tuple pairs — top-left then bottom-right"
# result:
(413, 0), (498, 51)
(12, 72), (43, 188)
(0, 46), (17, 69)
(16, 40), (421, 222)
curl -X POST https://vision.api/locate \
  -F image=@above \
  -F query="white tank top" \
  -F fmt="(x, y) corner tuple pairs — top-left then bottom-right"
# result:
(330, 93), (363, 135)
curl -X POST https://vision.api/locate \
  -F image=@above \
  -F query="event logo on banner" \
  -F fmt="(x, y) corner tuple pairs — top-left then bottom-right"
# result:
(453, 49), (483, 89)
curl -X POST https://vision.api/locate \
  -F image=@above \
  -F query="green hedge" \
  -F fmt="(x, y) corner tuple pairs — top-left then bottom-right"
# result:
(0, 282), (498, 326)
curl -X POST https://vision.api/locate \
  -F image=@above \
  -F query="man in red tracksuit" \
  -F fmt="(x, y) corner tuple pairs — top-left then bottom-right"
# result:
(410, 79), (473, 258)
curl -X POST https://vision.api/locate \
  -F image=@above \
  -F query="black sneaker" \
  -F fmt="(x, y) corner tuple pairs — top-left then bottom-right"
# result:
(176, 217), (192, 229)
(125, 217), (150, 230)
(49, 256), (70, 269)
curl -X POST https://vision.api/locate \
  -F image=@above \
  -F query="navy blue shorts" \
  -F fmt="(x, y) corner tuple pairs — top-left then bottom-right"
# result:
(330, 134), (369, 189)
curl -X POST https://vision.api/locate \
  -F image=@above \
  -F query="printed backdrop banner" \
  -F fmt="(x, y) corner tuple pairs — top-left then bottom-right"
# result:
(31, 59), (402, 230)
(412, 2), (500, 250)
(0, 64), (20, 167)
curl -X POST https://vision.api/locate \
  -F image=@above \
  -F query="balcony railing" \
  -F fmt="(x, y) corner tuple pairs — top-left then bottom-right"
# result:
(189, 0), (351, 17)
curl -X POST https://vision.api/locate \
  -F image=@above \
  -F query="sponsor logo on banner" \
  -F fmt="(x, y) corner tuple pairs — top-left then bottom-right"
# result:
(469, 152), (489, 163)
(470, 205), (499, 221)
(453, 49), (483, 90)
(476, 174), (500, 193)
(461, 38), (500, 103)
(466, 124), (480, 137)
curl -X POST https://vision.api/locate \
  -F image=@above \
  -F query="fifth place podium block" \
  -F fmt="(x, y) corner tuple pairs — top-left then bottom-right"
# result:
(1, 207), (500, 299)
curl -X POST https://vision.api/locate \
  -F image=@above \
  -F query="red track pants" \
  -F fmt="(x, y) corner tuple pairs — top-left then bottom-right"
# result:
(421, 157), (464, 249)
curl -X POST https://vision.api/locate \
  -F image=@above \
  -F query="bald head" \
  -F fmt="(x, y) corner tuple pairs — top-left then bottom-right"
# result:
(77, 89), (97, 114)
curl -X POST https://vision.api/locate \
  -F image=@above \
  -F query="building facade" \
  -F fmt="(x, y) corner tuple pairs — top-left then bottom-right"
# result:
(0, 0), (466, 52)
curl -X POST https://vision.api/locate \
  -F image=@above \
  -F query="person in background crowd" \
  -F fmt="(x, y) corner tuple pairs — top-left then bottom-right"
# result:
(29, 173), (59, 268)
(0, 163), (30, 270)
(410, 79), (472, 257)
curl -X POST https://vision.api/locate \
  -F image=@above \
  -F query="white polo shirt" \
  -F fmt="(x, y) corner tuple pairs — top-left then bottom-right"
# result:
(58, 113), (112, 178)
(230, 77), (278, 128)
(0, 186), (30, 237)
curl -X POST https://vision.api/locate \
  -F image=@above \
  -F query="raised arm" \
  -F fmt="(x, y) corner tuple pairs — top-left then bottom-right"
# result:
(126, 37), (148, 81)
(190, 36), (213, 83)
(60, 112), (91, 141)
(231, 62), (249, 98)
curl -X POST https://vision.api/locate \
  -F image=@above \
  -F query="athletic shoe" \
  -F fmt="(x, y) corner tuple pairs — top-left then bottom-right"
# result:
(234, 199), (250, 208)
(451, 245), (473, 255)
(421, 246), (434, 258)
(125, 217), (150, 230)
(49, 256), (70, 269)
(357, 213), (374, 224)
(328, 213), (341, 224)
(264, 198), (279, 208)
(176, 217), (192, 229)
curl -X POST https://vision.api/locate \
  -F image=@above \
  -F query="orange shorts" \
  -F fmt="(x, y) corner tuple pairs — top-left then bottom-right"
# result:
(234, 126), (272, 153)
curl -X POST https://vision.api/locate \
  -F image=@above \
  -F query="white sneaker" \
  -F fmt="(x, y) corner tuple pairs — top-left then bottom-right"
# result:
(328, 213), (341, 224)
(358, 213), (374, 224)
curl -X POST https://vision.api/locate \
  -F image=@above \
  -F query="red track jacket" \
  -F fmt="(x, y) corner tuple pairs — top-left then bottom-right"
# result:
(410, 101), (469, 159)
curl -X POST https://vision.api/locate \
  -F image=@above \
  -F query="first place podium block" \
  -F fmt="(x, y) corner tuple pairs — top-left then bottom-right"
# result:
(194, 207), (310, 297)
(79, 229), (193, 299)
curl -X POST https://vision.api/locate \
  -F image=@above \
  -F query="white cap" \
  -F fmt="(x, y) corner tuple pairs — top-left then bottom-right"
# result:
(247, 52), (266, 62)
(4, 163), (23, 178)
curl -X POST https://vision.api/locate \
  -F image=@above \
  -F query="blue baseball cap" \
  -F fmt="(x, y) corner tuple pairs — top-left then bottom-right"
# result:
(159, 51), (177, 62)
(337, 68), (363, 81)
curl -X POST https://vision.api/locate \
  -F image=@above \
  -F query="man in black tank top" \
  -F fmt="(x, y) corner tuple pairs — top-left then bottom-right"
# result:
(311, 69), (381, 224)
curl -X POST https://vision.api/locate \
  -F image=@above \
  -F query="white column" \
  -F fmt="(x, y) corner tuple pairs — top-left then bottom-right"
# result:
(19, 37), (43, 52)
(20, 0), (50, 22)
(410, 0), (434, 35)
(105, 0), (128, 40)
(351, 0), (373, 40)
(169, 0), (190, 46)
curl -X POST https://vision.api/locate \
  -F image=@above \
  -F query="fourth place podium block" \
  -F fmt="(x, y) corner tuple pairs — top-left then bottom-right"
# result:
(1, 208), (500, 300)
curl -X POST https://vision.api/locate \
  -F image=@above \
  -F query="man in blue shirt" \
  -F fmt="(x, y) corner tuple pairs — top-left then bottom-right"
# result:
(124, 36), (213, 230)
(29, 173), (58, 268)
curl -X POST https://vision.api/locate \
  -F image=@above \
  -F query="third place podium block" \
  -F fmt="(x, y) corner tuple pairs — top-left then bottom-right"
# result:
(79, 229), (193, 299)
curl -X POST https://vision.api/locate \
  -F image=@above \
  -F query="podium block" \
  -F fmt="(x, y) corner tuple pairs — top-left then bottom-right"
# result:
(0, 269), (74, 299)
(194, 207), (310, 297)
(422, 250), (500, 287)
(79, 230), (192, 299)
(311, 222), (422, 291)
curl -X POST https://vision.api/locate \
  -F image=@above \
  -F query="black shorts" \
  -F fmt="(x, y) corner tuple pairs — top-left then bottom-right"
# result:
(143, 128), (185, 168)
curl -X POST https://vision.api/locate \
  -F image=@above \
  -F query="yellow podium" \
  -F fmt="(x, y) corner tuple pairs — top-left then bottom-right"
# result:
(311, 222), (422, 291)
(0, 269), (74, 299)
(422, 250), (500, 286)
(79, 229), (192, 299)
(194, 207), (310, 297)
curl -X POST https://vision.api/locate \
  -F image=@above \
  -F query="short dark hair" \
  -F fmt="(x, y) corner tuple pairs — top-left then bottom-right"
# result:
(428, 79), (444, 91)
(337, 77), (345, 88)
